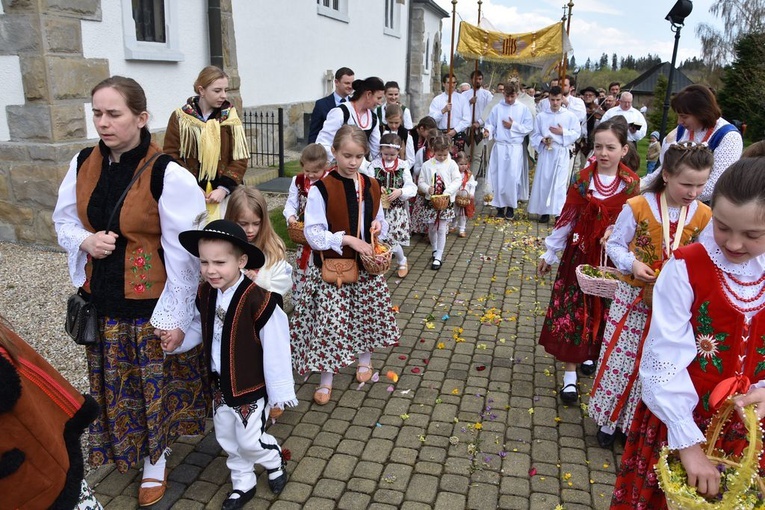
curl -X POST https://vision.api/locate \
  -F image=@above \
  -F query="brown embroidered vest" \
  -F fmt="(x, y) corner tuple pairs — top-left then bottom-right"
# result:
(76, 138), (168, 315)
(312, 171), (381, 266)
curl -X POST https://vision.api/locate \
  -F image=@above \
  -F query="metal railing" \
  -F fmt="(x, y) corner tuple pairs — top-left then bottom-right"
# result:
(243, 108), (284, 177)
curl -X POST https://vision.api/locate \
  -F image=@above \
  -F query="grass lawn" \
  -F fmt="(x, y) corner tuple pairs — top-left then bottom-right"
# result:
(269, 206), (297, 251)
(636, 136), (649, 177)
(283, 159), (301, 178)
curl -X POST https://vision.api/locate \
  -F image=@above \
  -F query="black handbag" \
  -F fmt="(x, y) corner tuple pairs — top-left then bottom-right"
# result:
(64, 153), (160, 345)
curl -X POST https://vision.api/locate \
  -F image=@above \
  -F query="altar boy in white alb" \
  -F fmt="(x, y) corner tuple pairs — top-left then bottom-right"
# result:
(528, 86), (581, 223)
(483, 81), (534, 219)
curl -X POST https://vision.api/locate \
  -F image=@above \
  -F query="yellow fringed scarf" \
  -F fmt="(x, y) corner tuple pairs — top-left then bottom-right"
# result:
(175, 106), (249, 182)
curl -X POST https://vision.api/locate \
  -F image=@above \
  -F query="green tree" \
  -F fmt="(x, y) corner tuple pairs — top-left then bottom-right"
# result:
(647, 74), (677, 136)
(696, 0), (765, 69)
(717, 32), (765, 141)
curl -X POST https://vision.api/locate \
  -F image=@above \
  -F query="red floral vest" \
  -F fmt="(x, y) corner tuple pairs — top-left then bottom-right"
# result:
(675, 243), (765, 421)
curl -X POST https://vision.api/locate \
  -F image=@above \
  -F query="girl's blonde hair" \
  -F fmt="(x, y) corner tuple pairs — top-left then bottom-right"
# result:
(332, 124), (368, 153)
(194, 66), (228, 94)
(225, 187), (286, 268)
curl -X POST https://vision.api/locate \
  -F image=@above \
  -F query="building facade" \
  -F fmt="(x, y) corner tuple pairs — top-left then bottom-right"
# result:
(0, 0), (446, 244)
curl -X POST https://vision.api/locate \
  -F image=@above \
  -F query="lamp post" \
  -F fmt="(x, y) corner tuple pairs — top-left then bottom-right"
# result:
(659, 0), (693, 140)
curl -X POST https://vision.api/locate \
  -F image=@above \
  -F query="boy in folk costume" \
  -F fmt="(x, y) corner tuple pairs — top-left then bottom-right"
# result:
(163, 66), (249, 222)
(179, 220), (296, 510)
(483, 81), (534, 220)
(528, 86), (582, 224)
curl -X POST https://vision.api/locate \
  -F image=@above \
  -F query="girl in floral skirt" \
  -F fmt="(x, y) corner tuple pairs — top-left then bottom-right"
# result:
(418, 134), (461, 270)
(366, 132), (417, 277)
(588, 142), (713, 448)
(537, 119), (640, 404)
(451, 151), (477, 238)
(409, 128), (439, 236)
(611, 157), (765, 508)
(284, 143), (328, 301)
(290, 125), (400, 405)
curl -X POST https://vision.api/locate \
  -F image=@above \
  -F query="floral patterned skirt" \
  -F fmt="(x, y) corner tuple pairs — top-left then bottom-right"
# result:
(409, 195), (429, 234)
(538, 242), (608, 363)
(384, 200), (411, 248)
(290, 265), (400, 375)
(612, 402), (764, 509)
(422, 200), (455, 224)
(292, 244), (310, 303)
(86, 318), (209, 472)
(589, 282), (649, 431)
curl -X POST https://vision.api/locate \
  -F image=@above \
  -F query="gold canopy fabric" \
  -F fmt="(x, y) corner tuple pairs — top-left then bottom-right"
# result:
(456, 21), (573, 74)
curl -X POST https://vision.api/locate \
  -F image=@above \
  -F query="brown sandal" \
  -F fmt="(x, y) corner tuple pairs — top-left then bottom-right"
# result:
(356, 363), (374, 383)
(313, 385), (332, 405)
(138, 469), (167, 507)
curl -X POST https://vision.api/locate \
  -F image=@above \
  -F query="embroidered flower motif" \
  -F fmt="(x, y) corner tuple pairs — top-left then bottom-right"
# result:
(129, 247), (153, 294)
(696, 334), (719, 359)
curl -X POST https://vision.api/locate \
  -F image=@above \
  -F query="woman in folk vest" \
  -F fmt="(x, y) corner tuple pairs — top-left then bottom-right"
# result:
(53, 76), (208, 507)
(291, 125), (399, 406)
(163, 66), (249, 222)
(611, 157), (765, 508)
(316, 76), (385, 161)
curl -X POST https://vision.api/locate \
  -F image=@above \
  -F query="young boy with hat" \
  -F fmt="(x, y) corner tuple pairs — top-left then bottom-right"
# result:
(178, 219), (297, 510)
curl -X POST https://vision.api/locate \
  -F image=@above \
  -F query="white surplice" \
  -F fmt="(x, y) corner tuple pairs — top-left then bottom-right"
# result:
(484, 101), (534, 208)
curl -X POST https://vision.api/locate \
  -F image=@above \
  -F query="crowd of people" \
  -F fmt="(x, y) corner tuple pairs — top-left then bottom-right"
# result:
(1, 60), (762, 510)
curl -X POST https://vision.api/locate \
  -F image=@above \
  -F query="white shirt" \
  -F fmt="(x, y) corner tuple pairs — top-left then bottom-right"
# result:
(484, 101), (533, 143)
(365, 157), (418, 201)
(601, 106), (648, 142)
(531, 108), (581, 150)
(317, 104), (381, 160)
(429, 90), (466, 131)
(460, 88), (494, 128)
(378, 103), (414, 130)
(538, 95), (587, 124)
(417, 157), (462, 201)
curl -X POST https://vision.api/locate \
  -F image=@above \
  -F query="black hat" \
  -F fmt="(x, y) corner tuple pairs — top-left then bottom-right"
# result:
(580, 86), (598, 95)
(179, 219), (265, 269)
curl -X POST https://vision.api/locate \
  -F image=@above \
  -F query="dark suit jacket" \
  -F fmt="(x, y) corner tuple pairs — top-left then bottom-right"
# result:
(308, 93), (338, 143)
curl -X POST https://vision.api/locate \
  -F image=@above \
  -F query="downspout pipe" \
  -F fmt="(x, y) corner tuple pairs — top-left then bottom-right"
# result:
(208, 0), (224, 69)
(405, 0), (413, 107)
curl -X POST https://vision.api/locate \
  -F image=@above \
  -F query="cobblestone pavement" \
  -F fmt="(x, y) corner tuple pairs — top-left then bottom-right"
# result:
(87, 205), (622, 510)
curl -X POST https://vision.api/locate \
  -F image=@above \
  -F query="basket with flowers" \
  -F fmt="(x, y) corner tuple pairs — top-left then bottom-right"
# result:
(575, 247), (620, 299)
(430, 194), (450, 211)
(360, 236), (392, 275)
(455, 189), (471, 208)
(657, 400), (765, 509)
(287, 220), (308, 245)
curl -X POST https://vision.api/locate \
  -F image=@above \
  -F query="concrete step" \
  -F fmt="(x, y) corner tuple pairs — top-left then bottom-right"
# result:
(243, 167), (278, 187)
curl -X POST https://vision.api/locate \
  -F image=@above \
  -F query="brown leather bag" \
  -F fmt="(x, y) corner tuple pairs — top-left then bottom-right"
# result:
(320, 174), (363, 288)
(321, 256), (359, 288)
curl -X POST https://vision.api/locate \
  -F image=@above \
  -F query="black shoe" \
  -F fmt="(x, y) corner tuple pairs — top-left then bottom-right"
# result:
(267, 466), (289, 495)
(579, 361), (597, 376)
(222, 486), (256, 510)
(496, 207), (506, 218)
(431, 259), (442, 270)
(538, 214), (550, 224)
(505, 207), (514, 219)
(596, 429), (617, 448)
(559, 383), (578, 404)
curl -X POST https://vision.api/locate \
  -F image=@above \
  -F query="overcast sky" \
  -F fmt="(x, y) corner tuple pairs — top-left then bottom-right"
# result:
(433, 0), (723, 67)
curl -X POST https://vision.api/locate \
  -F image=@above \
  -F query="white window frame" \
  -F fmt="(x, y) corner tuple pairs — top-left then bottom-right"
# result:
(424, 35), (431, 74)
(384, 0), (401, 38)
(317, 0), (349, 23)
(121, 0), (184, 62)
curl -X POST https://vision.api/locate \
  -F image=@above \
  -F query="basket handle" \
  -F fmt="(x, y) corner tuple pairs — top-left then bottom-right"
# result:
(600, 243), (608, 268)
(703, 398), (762, 471)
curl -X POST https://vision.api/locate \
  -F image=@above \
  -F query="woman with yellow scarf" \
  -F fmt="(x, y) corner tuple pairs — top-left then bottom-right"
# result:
(164, 66), (249, 221)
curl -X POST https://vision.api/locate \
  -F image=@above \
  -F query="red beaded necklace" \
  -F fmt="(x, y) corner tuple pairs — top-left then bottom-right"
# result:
(353, 103), (371, 129)
(381, 157), (398, 173)
(716, 266), (765, 313)
(592, 167), (621, 196)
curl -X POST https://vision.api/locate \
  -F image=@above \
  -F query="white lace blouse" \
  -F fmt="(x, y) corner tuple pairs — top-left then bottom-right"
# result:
(640, 224), (765, 449)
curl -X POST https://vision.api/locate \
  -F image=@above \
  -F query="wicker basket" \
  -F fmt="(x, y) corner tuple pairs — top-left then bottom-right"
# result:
(575, 247), (619, 299)
(643, 282), (654, 308)
(658, 400), (765, 510)
(360, 239), (392, 275)
(483, 192), (494, 204)
(455, 190), (471, 208)
(287, 221), (307, 245)
(431, 194), (450, 211)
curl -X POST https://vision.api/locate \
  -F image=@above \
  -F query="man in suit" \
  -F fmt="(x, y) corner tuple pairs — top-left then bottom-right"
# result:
(308, 67), (354, 143)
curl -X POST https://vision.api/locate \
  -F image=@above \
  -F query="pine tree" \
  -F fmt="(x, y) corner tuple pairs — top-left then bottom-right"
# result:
(717, 32), (765, 141)
(612, 53), (618, 71)
(647, 74), (677, 136)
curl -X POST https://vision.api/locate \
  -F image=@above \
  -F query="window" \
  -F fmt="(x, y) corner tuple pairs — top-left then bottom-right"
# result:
(121, 0), (183, 61)
(317, 0), (349, 23)
(425, 37), (430, 72)
(133, 0), (165, 42)
(384, 0), (401, 37)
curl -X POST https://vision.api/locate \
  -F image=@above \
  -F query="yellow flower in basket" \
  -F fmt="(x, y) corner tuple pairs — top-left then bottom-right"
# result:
(657, 401), (765, 509)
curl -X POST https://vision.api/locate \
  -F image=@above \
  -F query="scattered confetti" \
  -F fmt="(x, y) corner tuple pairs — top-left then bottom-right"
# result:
(411, 367), (421, 374)
(475, 365), (486, 371)
(386, 371), (399, 383)
(386, 385), (395, 392)
(437, 342), (445, 349)
(449, 436), (460, 445)
(423, 358), (429, 365)
(399, 389), (411, 395)
(425, 322), (435, 329)
(391, 305), (399, 313)
(529, 467), (537, 477)
(400, 414), (410, 420)
(528, 408), (534, 414)
(473, 422), (483, 430)
(398, 355), (407, 360)
(441, 314), (450, 321)
(451, 388), (460, 395)
(383, 474), (397, 483)
(371, 372), (380, 383)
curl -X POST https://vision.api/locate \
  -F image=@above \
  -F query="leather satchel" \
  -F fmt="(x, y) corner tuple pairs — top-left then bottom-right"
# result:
(321, 257), (359, 288)
(64, 152), (160, 346)
(65, 291), (100, 345)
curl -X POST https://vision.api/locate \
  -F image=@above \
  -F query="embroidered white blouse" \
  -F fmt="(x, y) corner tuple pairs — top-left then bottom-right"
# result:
(52, 154), (205, 333)
(364, 157), (418, 201)
(417, 157), (462, 202)
(640, 224), (765, 449)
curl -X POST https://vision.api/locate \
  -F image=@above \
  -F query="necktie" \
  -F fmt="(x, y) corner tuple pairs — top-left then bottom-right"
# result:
(339, 97), (347, 104)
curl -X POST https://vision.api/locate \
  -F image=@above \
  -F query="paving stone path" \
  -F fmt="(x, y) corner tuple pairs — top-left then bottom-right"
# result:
(88, 206), (622, 510)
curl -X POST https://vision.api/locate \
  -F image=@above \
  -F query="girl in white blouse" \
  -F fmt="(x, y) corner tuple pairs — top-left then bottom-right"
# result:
(612, 158), (765, 507)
